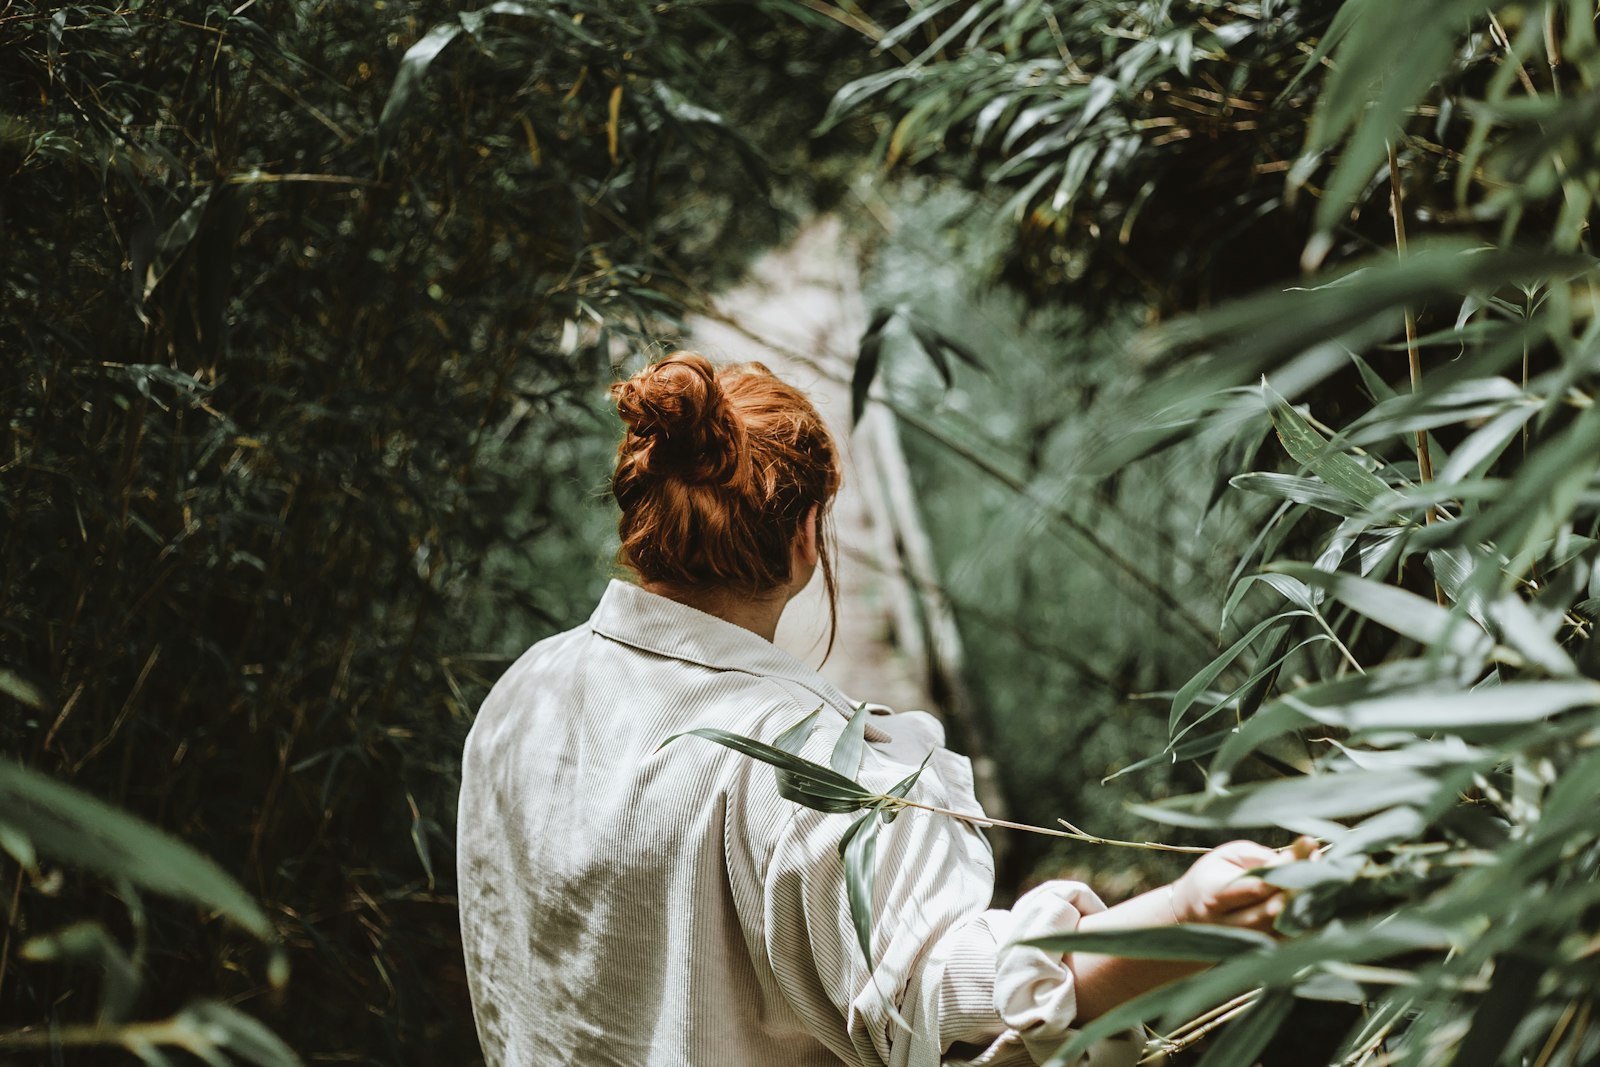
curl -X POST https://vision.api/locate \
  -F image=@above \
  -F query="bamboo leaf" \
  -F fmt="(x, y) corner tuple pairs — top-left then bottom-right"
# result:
(21, 921), (139, 1023)
(1140, 766), (1465, 829)
(1044, 975), (1194, 1065)
(1270, 562), (1492, 660)
(1441, 954), (1543, 1067)
(831, 703), (870, 777)
(0, 762), (273, 940)
(1105, 728), (1229, 785)
(1172, 611), (1306, 734)
(1484, 590), (1578, 677)
(1438, 405), (1537, 483)
(172, 1001), (303, 1067)
(1343, 377), (1532, 444)
(664, 727), (875, 812)
(1325, 680), (1600, 733)
(378, 20), (465, 152)
(774, 708), (822, 754)
(879, 753), (930, 823)
(1303, 0), (1484, 245)
(1230, 472), (1363, 517)
(0, 667), (45, 710)
(1023, 924), (1274, 962)
(839, 810), (883, 966)
(1263, 381), (1393, 510)
(852, 307), (894, 425)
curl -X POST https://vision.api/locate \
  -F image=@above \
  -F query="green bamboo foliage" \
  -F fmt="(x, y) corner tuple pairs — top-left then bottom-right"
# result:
(828, 1), (1600, 1062)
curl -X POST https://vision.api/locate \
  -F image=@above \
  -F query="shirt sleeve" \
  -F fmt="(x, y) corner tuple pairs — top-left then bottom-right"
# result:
(760, 760), (999, 1067)
(753, 734), (1142, 1067)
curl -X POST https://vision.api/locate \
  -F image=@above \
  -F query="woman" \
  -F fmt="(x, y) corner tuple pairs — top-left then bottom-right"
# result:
(457, 352), (1301, 1067)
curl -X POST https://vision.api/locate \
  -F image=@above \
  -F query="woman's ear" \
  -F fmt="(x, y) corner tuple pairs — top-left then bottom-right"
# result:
(796, 504), (821, 567)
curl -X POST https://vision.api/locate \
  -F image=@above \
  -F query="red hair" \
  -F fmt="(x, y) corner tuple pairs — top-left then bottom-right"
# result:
(611, 352), (841, 639)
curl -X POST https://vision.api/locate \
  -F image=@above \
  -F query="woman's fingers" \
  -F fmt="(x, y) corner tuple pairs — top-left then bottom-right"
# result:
(1215, 892), (1286, 933)
(1210, 875), (1275, 912)
(1286, 835), (1319, 860)
(1214, 840), (1279, 868)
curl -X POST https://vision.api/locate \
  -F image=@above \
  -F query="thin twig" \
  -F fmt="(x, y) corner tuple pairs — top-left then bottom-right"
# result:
(879, 796), (1209, 853)
(1143, 989), (1263, 1060)
(1531, 999), (1579, 1067)
(0, 865), (23, 999)
(1312, 610), (1366, 676)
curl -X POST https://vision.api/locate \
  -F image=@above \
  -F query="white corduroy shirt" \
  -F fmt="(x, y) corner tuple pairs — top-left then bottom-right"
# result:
(458, 580), (1140, 1067)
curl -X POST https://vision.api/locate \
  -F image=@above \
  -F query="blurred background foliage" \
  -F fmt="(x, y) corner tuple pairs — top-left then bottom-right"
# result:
(4, 0), (1600, 1064)
(855, 181), (1254, 897)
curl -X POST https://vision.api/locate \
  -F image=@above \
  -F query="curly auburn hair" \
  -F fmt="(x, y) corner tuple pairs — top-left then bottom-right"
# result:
(610, 351), (841, 637)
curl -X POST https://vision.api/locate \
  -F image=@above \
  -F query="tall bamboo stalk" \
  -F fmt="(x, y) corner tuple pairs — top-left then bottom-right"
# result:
(1387, 139), (1445, 606)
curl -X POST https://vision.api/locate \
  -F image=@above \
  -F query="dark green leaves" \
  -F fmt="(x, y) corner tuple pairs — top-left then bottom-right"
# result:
(852, 305), (987, 424)
(1263, 381), (1393, 512)
(378, 19), (465, 153)
(665, 726), (876, 814)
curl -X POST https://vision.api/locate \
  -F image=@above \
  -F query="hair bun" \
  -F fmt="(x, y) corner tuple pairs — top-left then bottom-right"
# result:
(612, 352), (747, 486)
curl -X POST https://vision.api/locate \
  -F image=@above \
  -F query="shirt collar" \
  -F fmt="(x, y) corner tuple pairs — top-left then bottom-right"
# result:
(588, 579), (856, 721)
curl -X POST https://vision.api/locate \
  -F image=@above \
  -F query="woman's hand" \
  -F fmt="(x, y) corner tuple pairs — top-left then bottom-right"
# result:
(1169, 837), (1317, 932)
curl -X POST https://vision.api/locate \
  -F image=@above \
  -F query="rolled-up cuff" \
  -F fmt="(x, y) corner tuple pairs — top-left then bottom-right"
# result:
(994, 880), (1108, 1061)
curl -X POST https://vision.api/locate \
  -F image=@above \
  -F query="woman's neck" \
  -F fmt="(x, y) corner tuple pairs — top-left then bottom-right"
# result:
(640, 581), (791, 642)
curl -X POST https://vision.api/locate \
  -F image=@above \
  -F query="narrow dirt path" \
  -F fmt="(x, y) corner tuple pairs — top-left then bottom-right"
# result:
(683, 219), (1014, 876)
(684, 218), (932, 710)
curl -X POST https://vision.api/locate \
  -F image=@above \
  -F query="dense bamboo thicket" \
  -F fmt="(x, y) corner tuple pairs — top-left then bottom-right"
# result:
(0, 2), (873, 1058)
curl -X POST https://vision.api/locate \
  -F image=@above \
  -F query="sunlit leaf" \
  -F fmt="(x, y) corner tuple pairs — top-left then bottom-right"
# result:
(1268, 562), (1492, 661)
(832, 703), (870, 777)
(1023, 923), (1274, 962)
(839, 810), (883, 966)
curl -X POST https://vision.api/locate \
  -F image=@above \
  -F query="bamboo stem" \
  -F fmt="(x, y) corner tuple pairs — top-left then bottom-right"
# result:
(0, 1018), (187, 1049)
(1387, 139), (1445, 607)
(1386, 141), (1434, 494)
(1143, 989), (1263, 1060)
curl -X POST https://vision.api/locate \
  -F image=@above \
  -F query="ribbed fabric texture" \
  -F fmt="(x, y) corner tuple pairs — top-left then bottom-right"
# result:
(457, 580), (1138, 1066)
